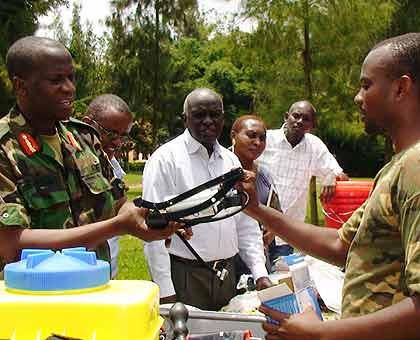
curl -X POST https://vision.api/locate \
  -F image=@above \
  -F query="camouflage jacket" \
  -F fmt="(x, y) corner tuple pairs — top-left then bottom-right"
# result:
(338, 140), (420, 318)
(0, 107), (126, 269)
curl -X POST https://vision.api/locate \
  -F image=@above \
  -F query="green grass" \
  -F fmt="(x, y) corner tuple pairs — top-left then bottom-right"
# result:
(115, 236), (150, 280)
(116, 171), (148, 280)
(124, 172), (142, 187)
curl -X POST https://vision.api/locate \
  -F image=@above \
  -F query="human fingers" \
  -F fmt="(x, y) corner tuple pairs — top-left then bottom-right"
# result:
(182, 227), (193, 240)
(235, 169), (256, 191)
(137, 207), (149, 218)
(259, 304), (290, 321)
(262, 321), (280, 333)
(165, 221), (184, 236)
(176, 227), (193, 240)
(263, 230), (275, 247)
(320, 186), (334, 203)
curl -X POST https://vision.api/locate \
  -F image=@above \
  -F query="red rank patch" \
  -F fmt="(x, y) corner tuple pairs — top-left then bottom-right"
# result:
(18, 132), (40, 156)
(67, 131), (82, 151)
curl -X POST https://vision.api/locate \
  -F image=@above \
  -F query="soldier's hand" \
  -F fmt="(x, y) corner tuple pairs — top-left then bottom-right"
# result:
(177, 227), (193, 240)
(120, 204), (183, 241)
(259, 303), (323, 340)
(141, 220), (184, 242)
(263, 229), (275, 248)
(235, 169), (259, 210)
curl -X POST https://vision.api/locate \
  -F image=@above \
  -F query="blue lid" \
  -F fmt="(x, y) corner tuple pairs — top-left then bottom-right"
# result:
(4, 247), (110, 291)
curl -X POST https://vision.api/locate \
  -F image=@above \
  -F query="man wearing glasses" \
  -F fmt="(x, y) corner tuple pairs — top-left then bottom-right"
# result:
(83, 94), (133, 278)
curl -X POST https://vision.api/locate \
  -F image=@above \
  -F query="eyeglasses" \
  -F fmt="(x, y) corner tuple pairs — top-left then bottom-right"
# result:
(90, 118), (131, 144)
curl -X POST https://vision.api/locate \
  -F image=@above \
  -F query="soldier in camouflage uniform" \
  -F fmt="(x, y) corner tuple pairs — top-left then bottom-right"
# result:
(0, 36), (181, 271)
(240, 33), (420, 339)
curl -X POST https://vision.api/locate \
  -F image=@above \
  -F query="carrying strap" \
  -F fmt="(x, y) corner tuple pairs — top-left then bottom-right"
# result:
(176, 231), (229, 282)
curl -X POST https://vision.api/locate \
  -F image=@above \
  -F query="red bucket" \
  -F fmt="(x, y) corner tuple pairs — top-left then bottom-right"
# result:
(322, 180), (373, 229)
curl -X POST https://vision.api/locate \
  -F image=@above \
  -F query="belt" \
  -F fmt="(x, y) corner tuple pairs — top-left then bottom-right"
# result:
(171, 232), (233, 281)
(170, 254), (234, 271)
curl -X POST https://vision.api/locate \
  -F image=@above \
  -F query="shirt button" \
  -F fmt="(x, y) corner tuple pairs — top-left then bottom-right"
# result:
(2, 213), (9, 218)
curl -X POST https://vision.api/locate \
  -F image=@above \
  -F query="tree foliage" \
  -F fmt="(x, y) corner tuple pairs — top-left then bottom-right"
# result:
(0, 0), (68, 114)
(2, 0), (420, 175)
(240, 0), (398, 175)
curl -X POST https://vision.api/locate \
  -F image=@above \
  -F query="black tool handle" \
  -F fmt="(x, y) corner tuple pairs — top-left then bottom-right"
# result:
(146, 211), (168, 229)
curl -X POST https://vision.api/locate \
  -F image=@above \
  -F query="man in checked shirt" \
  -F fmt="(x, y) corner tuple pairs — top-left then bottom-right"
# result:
(257, 100), (347, 259)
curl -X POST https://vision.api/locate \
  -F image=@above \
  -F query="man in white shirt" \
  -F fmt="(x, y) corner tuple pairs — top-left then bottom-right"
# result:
(143, 88), (271, 310)
(257, 100), (346, 260)
(83, 94), (133, 278)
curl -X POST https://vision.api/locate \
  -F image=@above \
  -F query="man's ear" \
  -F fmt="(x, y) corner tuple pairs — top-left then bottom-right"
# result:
(230, 130), (237, 144)
(394, 75), (413, 101)
(284, 112), (289, 122)
(12, 76), (26, 98)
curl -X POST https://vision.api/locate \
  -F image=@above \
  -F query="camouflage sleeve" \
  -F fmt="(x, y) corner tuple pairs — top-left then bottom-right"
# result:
(400, 193), (420, 296)
(337, 200), (368, 245)
(0, 148), (31, 228)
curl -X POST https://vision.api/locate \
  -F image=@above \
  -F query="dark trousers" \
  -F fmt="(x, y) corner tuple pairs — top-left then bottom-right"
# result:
(170, 255), (237, 311)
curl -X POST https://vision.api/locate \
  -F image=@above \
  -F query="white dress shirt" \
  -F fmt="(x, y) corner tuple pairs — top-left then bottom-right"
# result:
(143, 129), (268, 298)
(257, 126), (343, 223)
(108, 156), (126, 278)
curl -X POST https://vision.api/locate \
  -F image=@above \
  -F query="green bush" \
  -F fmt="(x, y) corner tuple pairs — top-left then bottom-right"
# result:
(316, 120), (386, 178)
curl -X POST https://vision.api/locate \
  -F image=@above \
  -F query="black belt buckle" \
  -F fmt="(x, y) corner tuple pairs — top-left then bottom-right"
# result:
(212, 260), (229, 281)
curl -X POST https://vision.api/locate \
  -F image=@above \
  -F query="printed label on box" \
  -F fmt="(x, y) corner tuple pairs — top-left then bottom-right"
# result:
(258, 281), (323, 321)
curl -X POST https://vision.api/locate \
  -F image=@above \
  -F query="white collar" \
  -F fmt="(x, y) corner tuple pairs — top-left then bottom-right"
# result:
(183, 129), (223, 159)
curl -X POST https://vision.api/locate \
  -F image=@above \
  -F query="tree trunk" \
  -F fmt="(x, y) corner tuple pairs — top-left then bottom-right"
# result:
(302, 0), (318, 225)
(152, 0), (160, 148)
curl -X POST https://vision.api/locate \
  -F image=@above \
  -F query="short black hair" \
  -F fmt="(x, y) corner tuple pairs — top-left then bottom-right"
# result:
(87, 94), (132, 121)
(288, 100), (316, 117)
(6, 36), (67, 81)
(231, 114), (266, 134)
(373, 33), (420, 82)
